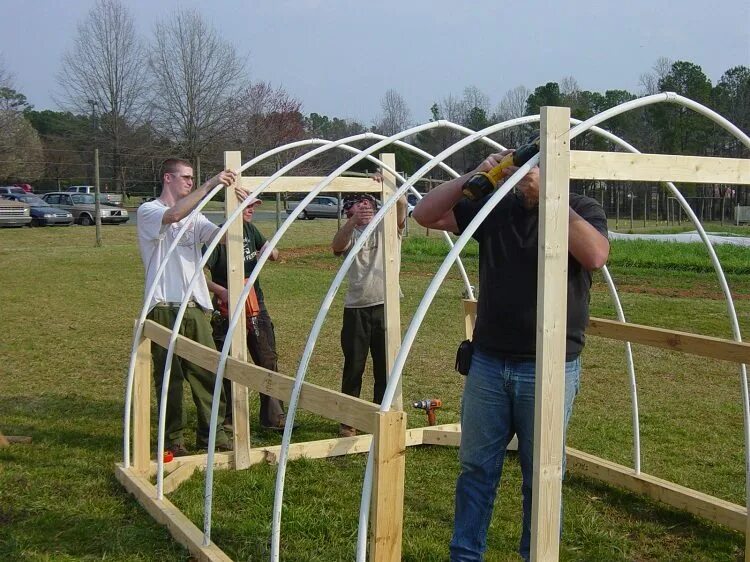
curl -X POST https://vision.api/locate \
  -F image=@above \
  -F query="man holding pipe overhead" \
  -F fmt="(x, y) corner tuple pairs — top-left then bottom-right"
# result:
(412, 148), (609, 561)
(137, 158), (240, 458)
(331, 175), (407, 437)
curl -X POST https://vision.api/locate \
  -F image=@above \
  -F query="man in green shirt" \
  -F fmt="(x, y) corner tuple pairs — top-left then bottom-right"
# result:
(204, 198), (287, 430)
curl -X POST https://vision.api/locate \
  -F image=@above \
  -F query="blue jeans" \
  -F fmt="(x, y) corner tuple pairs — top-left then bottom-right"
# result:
(449, 350), (581, 562)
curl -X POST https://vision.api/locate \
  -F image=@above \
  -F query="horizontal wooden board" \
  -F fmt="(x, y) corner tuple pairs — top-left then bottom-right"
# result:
(143, 320), (380, 433)
(239, 176), (382, 193)
(566, 448), (746, 532)
(570, 151), (750, 184)
(115, 464), (233, 562)
(588, 317), (750, 363)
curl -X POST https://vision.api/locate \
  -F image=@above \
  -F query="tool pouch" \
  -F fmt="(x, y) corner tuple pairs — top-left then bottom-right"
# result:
(455, 339), (473, 376)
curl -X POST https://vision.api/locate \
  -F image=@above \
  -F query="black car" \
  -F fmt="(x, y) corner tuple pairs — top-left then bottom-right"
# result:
(1, 193), (74, 226)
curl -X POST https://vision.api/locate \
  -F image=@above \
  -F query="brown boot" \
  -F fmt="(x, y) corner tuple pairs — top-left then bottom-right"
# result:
(339, 424), (357, 438)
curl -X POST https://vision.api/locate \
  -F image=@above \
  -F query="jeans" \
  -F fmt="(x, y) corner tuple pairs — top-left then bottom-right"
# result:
(450, 350), (581, 562)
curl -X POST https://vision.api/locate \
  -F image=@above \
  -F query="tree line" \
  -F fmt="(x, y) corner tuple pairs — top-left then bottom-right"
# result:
(0, 0), (747, 203)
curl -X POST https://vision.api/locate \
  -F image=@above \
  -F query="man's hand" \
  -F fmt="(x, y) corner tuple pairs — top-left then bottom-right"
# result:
(352, 203), (374, 226)
(214, 285), (229, 303)
(234, 186), (250, 203)
(475, 150), (513, 174)
(206, 169), (237, 190)
(503, 165), (539, 208)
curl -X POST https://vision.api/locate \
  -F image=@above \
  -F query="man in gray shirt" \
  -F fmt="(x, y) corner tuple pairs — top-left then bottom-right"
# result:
(331, 190), (406, 437)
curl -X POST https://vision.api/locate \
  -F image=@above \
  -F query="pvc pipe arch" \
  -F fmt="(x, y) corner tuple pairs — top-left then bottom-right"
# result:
(355, 93), (750, 561)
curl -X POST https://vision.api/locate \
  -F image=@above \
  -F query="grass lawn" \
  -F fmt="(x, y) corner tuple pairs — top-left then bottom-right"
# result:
(0, 218), (747, 561)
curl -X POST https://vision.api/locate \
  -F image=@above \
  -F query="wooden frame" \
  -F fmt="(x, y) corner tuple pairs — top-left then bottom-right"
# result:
(119, 120), (750, 561)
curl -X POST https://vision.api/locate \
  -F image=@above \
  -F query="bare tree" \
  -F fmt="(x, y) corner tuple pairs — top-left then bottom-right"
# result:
(58, 0), (146, 193)
(233, 81), (305, 172)
(0, 53), (11, 90)
(376, 89), (411, 136)
(149, 9), (247, 166)
(462, 85), (490, 116)
(639, 56), (672, 95)
(493, 85), (532, 148)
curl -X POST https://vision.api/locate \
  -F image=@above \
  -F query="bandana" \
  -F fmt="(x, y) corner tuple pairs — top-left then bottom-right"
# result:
(342, 193), (379, 213)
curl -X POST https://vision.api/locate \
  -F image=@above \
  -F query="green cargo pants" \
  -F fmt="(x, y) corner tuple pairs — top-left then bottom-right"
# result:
(148, 305), (230, 449)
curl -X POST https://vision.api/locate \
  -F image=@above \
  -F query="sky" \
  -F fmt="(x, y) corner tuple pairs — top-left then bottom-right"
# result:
(1, 0), (748, 124)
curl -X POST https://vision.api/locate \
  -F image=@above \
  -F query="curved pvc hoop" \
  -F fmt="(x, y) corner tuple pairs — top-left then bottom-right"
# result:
(194, 122), (506, 541)
(125, 122), (495, 477)
(123, 122), (506, 471)
(123, 139), (334, 468)
(356, 93), (750, 561)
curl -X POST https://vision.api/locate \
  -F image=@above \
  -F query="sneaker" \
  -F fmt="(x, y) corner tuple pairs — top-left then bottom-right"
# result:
(339, 424), (357, 438)
(166, 443), (190, 458)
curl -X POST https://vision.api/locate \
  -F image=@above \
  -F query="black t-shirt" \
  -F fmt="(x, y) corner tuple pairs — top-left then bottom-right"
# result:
(204, 222), (267, 306)
(454, 192), (608, 360)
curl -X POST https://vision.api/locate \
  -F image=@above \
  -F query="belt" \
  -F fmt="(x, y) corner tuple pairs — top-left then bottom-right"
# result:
(154, 300), (198, 308)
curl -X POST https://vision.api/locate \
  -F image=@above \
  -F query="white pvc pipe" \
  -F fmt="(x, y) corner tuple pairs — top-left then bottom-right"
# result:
(200, 121), (507, 543)
(357, 93), (750, 560)
(122, 123), (503, 471)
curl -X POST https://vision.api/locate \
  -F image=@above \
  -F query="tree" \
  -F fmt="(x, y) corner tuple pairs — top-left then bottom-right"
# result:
(493, 85), (532, 148)
(233, 81), (305, 173)
(149, 9), (247, 166)
(712, 66), (750, 157)
(525, 82), (562, 115)
(0, 88), (43, 182)
(638, 56), (672, 96)
(375, 89), (411, 136)
(58, 0), (147, 194)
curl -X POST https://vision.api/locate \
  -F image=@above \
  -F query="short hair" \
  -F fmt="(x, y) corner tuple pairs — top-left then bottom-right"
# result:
(160, 158), (192, 181)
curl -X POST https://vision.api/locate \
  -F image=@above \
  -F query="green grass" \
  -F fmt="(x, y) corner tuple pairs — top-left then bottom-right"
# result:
(0, 223), (747, 561)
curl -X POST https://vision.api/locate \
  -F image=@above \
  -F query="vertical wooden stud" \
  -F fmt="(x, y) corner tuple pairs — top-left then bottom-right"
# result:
(223, 150), (251, 469)
(370, 410), (406, 561)
(380, 153), (403, 411)
(133, 327), (151, 474)
(530, 106), (571, 562)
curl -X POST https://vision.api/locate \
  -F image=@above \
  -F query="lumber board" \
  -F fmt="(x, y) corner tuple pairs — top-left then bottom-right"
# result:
(370, 411), (406, 561)
(566, 448), (746, 532)
(142, 319), (380, 433)
(115, 464), (233, 562)
(588, 317), (750, 363)
(239, 176), (380, 193)
(224, 150), (251, 470)
(570, 151), (750, 184)
(531, 106), (570, 562)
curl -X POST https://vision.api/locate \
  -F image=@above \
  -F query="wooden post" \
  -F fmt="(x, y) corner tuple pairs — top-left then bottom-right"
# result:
(369, 410), (406, 561)
(463, 298), (477, 340)
(380, 153), (403, 411)
(530, 106), (570, 562)
(223, 151), (251, 469)
(94, 148), (102, 247)
(133, 328), (152, 474)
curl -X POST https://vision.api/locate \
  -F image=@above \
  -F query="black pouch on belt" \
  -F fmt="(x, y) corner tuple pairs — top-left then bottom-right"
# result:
(455, 339), (473, 376)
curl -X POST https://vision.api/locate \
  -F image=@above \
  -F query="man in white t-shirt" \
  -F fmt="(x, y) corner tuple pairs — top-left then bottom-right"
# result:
(331, 190), (406, 437)
(137, 158), (238, 457)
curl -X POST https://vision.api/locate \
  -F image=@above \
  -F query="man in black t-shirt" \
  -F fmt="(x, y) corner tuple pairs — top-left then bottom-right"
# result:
(412, 149), (609, 562)
(204, 198), (287, 431)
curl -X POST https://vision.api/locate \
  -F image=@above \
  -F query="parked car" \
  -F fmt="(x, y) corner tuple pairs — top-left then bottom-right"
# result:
(0, 198), (31, 227)
(65, 185), (123, 206)
(286, 196), (342, 219)
(14, 183), (33, 193)
(1, 193), (73, 226)
(41, 192), (129, 225)
(0, 186), (27, 196)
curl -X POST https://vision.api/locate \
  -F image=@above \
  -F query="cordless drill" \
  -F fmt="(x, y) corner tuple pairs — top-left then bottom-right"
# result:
(462, 135), (540, 201)
(412, 399), (442, 426)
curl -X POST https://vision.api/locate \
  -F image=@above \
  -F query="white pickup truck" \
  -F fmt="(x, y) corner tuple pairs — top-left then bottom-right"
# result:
(66, 185), (124, 206)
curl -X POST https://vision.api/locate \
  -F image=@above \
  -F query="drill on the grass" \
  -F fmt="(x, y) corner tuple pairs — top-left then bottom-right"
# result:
(462, 135), (540, 201)
(412, 398), (442, 426)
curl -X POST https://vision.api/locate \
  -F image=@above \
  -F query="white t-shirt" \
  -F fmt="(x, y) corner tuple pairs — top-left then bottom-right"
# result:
(137, 199), (219, 312)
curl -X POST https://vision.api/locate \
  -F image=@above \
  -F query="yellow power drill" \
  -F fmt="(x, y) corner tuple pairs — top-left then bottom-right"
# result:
(462, 135), (540, 201)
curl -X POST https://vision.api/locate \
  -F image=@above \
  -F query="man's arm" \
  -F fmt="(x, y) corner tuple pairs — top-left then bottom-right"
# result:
(206, 278), (228, 303)
(162, 170), (237, 225)
(331, 217), (357, 255)
(260, 241), (280, 261)
(568, 208), (609, 271)
(412, 151), (512, 232)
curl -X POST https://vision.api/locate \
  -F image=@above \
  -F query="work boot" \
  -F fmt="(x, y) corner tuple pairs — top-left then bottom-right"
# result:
(339, 424), (357, 438)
